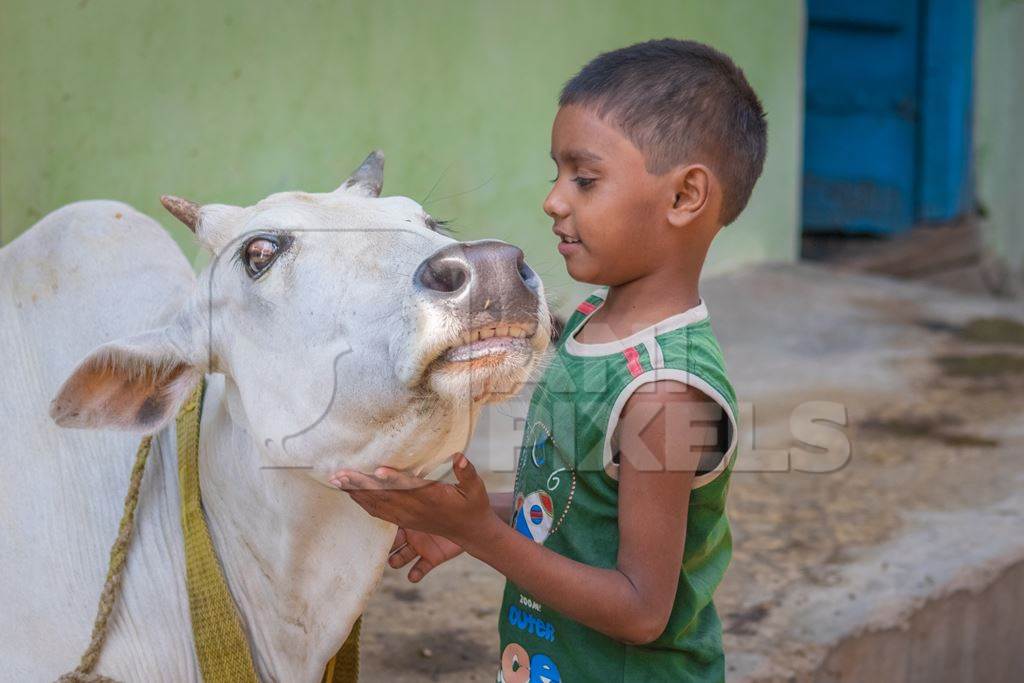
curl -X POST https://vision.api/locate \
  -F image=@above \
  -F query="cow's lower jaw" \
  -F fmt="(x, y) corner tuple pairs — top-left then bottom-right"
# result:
(416, 320), (539, 379)
(401, 310), (549, 402)
(426, 336), (541, 405)
(437, 336), (535, 402)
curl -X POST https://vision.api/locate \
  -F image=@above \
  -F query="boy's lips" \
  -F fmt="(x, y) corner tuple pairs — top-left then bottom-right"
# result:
(555, 231), (582, 257)
(557, 240), (583, 257)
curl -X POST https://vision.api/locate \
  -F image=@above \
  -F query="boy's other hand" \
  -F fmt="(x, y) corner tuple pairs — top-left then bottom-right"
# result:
(388, 528), (464, 582)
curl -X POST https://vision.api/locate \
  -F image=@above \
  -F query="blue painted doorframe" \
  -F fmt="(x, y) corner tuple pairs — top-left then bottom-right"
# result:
(802, 0), (975, 235)
(917, 0), (975, 222)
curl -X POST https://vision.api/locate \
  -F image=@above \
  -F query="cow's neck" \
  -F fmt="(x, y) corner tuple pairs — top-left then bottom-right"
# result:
(195, 376), (394, 683)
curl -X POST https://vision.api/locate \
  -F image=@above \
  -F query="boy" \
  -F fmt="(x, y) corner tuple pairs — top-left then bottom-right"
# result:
(331, 39), (766, 681)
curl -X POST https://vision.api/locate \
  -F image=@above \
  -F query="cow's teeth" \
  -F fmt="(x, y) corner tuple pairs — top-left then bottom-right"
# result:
(449, 323), (535, 357)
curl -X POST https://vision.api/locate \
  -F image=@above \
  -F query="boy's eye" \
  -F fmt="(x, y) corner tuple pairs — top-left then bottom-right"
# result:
(549, 175), (596, 188)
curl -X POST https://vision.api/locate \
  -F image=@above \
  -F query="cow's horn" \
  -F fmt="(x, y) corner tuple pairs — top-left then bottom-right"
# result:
(160, 195), (202, 233)
(340, 150), (384, 197)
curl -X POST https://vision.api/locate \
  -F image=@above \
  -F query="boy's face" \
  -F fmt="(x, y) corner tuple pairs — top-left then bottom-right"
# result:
(544, 105), (674, 285)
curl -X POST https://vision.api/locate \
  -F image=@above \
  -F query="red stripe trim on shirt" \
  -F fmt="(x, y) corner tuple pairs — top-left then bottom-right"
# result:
(623, 346), (643, 377)
(576, 301), (597, 315)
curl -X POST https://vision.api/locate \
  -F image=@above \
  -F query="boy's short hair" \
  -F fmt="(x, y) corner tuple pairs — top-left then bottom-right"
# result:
(560, 39), (767, 225)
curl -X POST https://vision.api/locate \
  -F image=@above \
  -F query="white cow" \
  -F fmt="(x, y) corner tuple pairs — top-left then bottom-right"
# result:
(0, 152), (550, 682)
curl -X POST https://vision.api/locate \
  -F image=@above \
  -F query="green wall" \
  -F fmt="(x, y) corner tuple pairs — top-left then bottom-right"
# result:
(976, 0), (1024, 293)
(0, 1), (804, 312)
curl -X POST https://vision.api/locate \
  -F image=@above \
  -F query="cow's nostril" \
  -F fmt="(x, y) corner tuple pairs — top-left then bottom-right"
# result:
(517, 254), (540, 290)
(418, 258), (469, 293)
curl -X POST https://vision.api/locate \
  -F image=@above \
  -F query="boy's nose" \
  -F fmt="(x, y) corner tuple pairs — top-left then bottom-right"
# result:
(543, 187), (569, 220)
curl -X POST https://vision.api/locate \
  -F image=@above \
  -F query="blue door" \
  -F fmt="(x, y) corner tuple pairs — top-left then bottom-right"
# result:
(803, 0), (974, 235)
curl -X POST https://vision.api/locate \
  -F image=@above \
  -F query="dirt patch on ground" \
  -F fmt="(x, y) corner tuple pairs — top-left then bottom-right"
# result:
(360, 522), (508, 682)
(934, 352), (1024, 378)
(954, 317), (1024, 345)
(364, 626), (494, 680)
(859, 413), (1000, 448)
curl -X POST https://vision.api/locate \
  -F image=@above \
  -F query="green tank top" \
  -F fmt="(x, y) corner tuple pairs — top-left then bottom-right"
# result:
(497, 288), (739, 683)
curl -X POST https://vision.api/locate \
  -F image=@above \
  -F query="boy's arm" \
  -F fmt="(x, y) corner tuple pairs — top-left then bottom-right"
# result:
(332, 380), (718, 645)
(463, 380), (714, 644)
(488, 491), (514, 521)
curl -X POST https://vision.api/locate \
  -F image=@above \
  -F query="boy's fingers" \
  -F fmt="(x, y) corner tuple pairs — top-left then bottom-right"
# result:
(389, 543), (419, 569)
(423, 533), (460, 565)
(390, 527), (408, 553)
(374, 467), (431, 490)
(408, 557), (435, 583)
(328, 469), (359, 488)
(333, 470), (384, 491)
(452, 453), (481, 491)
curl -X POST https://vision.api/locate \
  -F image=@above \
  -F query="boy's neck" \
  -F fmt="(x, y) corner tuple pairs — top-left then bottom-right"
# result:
(577, 265), (703, 344)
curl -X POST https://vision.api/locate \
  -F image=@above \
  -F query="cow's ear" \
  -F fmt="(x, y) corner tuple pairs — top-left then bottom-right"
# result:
(50, 326), (202, 433)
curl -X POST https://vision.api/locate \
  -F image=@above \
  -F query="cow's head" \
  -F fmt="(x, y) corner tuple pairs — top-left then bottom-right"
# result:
(50, 151), (551, 477)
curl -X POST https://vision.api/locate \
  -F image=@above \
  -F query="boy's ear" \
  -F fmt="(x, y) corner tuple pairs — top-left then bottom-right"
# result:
(667, 164), (712, 228)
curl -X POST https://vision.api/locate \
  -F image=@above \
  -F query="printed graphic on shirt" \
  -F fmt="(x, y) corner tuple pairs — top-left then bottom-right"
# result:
(512, 490), (554, 544)
(507, 602), (556, 642)
(519, 594), (541, 612)
(526, 421), (550, 467)
(499, 643), (530, 683)
(498, 642), (562, 683)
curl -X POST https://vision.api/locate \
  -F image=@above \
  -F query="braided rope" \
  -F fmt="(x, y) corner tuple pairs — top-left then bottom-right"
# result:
(56, 435), (154, 683)
(56, 380), (361, 682)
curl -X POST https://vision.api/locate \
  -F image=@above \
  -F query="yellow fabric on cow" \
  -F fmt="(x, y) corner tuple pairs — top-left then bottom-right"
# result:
(60, 377), (361, 682)
(179, 378), (362, 683)
(177, 378), (260, 682)
(321, 617), (361, 683)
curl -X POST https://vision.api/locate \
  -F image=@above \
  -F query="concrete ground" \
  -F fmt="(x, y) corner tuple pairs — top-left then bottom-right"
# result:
(358, 262), (1024, 682)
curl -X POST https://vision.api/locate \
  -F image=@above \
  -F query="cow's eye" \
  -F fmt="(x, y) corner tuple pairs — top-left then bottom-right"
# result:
(425, 215), (451, 233)
(243, 237), (280, 276)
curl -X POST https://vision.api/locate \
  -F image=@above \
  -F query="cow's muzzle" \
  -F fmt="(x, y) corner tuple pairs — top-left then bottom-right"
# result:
(414, 239), (541, 329)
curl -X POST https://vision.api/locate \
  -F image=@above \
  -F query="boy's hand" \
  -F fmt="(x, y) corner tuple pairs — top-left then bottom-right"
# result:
(388, 528), (464, 582)
(329, 453), (499, 548)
